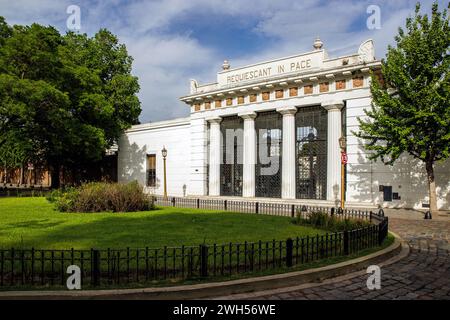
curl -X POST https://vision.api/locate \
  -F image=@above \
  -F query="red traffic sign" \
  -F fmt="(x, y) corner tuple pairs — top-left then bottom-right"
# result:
(341, 152), (348, 164)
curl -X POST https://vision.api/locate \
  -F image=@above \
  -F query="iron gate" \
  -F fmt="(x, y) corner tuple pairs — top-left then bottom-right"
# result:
(295, 106), (327, 200)
(255, 111), (282, 198)
(220, 116), (243, 196)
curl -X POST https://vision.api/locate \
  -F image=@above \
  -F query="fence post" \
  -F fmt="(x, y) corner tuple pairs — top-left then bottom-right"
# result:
(291, 205), (295, 218)
(224, 200), (227, 211)
(343, 231), (349, 255)
(369, 211), (373, 223)
(92, 249), (101, 287)
(255, 202), (259, 214)
(378, 218), (388, 246)
(200, 245), (208, 277)
(197, 198), (200, 209)
(172, 197), (176, 207)
(286, 238), (293, 267)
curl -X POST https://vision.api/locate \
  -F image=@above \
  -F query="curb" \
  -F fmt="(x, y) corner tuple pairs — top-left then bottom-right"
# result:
(0, 233), (403, 300)
(213, 232), (409, 299)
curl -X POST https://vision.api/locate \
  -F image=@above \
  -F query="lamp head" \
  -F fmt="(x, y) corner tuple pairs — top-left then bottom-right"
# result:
(339, 136), (346, 150)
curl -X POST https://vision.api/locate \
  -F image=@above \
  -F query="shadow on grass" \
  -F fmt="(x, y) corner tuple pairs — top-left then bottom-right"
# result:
(5, 219), (64, 229)
(2, 209), (324, 250)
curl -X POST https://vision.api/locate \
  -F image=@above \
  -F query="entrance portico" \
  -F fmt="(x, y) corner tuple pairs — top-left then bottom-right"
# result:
(205, 102), (343, 203)
(181, 38), (381, 205)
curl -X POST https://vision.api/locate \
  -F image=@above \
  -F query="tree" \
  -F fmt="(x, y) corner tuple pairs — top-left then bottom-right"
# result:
(355, 2), (450, 213)
(0, 19), (141, 188)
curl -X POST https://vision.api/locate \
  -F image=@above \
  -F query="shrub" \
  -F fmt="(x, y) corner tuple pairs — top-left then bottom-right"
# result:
(292, 210), (371, 232)
(49, 181), (155, 213)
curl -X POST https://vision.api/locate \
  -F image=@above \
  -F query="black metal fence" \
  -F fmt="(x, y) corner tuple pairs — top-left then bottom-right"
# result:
(0, 198), (388, 289)
(0, 187), (50, 198)
(154, 195), (372, 220)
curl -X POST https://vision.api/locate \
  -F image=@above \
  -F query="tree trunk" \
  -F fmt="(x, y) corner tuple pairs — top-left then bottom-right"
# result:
(425, 160), (438, 214)
(19, 165), (23, 186)
(50, 163), (61, 189)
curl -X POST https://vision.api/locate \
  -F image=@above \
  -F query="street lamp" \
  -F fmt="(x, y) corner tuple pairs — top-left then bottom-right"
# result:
(162, 146), (168, 201)
(338, 136), (347, 209)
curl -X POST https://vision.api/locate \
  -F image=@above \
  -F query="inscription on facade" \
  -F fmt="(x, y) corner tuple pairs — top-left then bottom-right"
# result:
(226, 59), (312, 85)
(218, 51), (323, 87)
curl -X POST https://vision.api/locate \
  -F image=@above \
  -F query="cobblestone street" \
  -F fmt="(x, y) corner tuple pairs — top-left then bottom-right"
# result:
(251, 214), (450, 300)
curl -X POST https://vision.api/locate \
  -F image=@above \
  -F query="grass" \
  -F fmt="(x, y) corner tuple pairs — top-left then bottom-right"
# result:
(0, 197), (326, 250)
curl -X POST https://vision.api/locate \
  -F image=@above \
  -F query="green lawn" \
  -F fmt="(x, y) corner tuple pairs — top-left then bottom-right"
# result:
(0, 197), (325, 250)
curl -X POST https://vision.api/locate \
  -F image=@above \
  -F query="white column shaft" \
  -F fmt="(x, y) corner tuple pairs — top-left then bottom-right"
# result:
(277, 106), (297, 199)
(208, 120), (222, 196)
(281, 113), (297, 199)
(240, 113), (257, 197)
(325, 106), (342, 202)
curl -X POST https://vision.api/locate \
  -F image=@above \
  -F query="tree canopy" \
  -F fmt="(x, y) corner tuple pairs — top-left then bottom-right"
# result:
(0, 18), (141, 187)
(355, 2), (450, 212)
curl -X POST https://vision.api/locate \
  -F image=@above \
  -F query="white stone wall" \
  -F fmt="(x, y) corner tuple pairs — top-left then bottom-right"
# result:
(346, 97), (450, 210)
(188, 117), (208, 196)
(118, 118), (191, 197)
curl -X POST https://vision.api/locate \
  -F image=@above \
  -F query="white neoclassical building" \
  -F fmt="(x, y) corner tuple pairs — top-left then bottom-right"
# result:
(118, 39), (450, 210)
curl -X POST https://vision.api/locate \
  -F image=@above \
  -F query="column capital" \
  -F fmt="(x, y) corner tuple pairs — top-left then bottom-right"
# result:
(206, 116), (222, 124)
(276, 106), (297, 115)
(321, 100), (344, 111)
(238, 111), (257, 120)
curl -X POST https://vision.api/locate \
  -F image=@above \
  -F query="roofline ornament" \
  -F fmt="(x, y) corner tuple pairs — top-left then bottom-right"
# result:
(358, 39), (375, 63)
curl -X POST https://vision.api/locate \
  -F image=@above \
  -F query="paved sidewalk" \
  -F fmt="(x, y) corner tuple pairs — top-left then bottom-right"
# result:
(243, 212), (450, 300)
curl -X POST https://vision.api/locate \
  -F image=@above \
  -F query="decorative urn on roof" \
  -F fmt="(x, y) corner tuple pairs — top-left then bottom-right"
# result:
(313, 37), (323, 50)
(222, 60), (230, 70)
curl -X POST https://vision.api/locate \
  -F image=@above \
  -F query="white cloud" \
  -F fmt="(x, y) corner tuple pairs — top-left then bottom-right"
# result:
(1, 0), (443, 123)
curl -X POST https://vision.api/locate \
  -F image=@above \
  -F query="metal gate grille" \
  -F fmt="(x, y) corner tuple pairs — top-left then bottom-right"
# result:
(220, 116), (243, 196)
(255, 111), (282, 198)
(295, 106), (327, 200)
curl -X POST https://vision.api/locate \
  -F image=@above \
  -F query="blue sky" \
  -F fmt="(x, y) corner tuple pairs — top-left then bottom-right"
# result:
(0, 0), (447, 123)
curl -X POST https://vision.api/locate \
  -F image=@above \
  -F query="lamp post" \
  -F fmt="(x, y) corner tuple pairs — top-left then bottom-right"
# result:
(338, 136), (347, 209)
(162, 146), (168, 201)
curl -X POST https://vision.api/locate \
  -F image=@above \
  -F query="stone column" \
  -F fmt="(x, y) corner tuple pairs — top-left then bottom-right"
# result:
(208, 117), (222, 196)
(277, 106), (297, 199)
(322, 101), (344, 203)
(238, 112), (257, 198)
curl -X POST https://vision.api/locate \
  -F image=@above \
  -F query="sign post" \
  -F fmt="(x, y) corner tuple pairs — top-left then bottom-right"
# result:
(339, 136), (347, 210)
